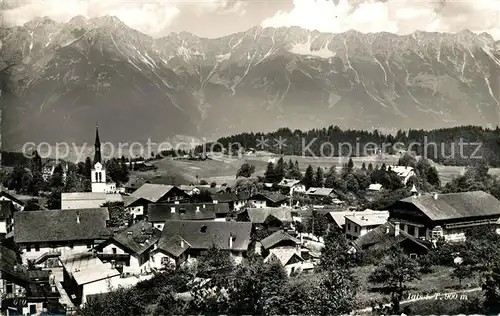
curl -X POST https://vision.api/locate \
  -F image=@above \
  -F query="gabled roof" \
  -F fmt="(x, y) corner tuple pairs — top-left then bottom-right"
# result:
(265, 248), (303, 266)
(156, 235), (191, 257)
(211, 192), (250, 203)
(110, 221), (161, 256)
(368, 183), (383, 191)
(14, 208), (111, 243)
(0, 200), (13, 219)
(130, 184), (175, 202)
(305, 187), (336, 196)
(246, 207), (293, 224)
(397, 191), (500, 221)
(124, 178), (150, 189)
(328, 210), (389, 228)
(260, 230), (300, 250)
(352, 222), (431, 252)
(158, 221), (252, 254)
(148, 203), (222, 222)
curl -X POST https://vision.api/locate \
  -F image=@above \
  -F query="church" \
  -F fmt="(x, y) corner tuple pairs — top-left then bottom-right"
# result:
(91, 125), (118, 194)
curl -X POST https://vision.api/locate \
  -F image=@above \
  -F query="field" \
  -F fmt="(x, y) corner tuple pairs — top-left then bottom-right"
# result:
(131, 153), (500, 186)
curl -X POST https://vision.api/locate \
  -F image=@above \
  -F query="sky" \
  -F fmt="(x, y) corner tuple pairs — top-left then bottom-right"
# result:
(0, 0), (499, 39)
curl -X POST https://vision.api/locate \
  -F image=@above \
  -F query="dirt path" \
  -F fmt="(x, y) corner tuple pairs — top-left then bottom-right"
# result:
(352, 287), (481, 314)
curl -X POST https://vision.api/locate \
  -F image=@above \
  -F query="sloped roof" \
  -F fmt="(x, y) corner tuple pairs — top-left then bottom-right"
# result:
(250, 192), (288, 203)
(60, 252), (120, 285)
(111, 221), (161, 256)
(0, 190), (26, 206)
(398, 191), (500, 221)
(124, 178), (150, 189)
(61, 193), (123, 209)
(368, 183), (383, 191)
(211, 192), (250, 203)
(130, 184), (174, 202)
(353, 222), (431, 252)
(0, 245), (31, 283)
(148, 203), (222, 222)
(159, 221), (252, 253)
(345, 212), (389, 227)
(246, 207), (293, 224)
(278, 179), (301, 188)
(156, 235), (191, 257)
(306, 187), (336, 196)
(328, 210), (389, 228)
(260, 230), (300, 249)
(265, 248), (303, 266)
(14, 208), (111, 243)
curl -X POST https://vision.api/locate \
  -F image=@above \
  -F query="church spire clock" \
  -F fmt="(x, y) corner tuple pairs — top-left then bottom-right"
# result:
(93, 122), (102, 164)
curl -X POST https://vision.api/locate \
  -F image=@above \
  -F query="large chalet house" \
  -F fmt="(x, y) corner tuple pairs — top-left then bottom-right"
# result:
(147, 203), (230, 230)
(13, 208), (112, 264)
(277, 179), (306, 194)
(210, 192), (250, 212)
(150, 221), (252, 268)
(124, 184), (193, 221)
(344, 211), (390, 241)
(388, 191), (500, 243)
(94, 221), (161, 275)
(238, 207), (294, 232)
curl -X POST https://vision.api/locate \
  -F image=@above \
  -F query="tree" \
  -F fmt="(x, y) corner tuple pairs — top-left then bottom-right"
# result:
(367, 162), (374, 173)
(84, 157), (93, 177)
(24, 198), (41, 211)
(347, 158), (354, 173)
(451, 263), (472, 288)
(264, 162), (276, 183)
(106, 159), (129, 185)
(302, 165), (315, 189)
(369, 245), (421, 313)
(234, 177), (262, 193)
(319, 227), (355, 271)
(314, 167), (324, 187)
(196, 246), (235, 277)
(210, 182), (217, 188)
(199, 179), (208, 185)
(285, 160), (302, 180)
(275, 158), (286, 182)
(47, 187), (62, 209)
(306, 210), (329, 237)
(236, 163), (255, 178)
(103, 201), (130, 227)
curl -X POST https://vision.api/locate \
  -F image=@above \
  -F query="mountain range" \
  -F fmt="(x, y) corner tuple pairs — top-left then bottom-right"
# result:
(1, 15), (500, 149)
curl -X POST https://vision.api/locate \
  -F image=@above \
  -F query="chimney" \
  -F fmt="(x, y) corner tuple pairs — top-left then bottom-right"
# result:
(385, 226), (390, 234)
(171, 207), (176, 213)
(229, 234), (234, 249)
(196, 206), (200, 213)
(434, 193), (438, 200)
(180, 239), (184, 248)
(203, 204), (206, 209)
(76, 211), (80, 224)
(394, 222), (400, 236)
(127, 231), (133, 238)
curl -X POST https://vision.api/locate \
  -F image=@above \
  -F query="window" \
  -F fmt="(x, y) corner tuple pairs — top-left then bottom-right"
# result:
(409, 253), (418, 259)
(354, 226), (358, 233)
(35, 244), (40, 252)
(112, 248), (117, 254)
(30, 304), (37, 315)
(408, 225), (415, 236)
(6, 283), (13, 294)
(26, 245), (31, 252)
(125, 260), (130, 267)
(161, 257), (170, 265)
(347, 223), (351, 231)
(87, 244), (92, 249)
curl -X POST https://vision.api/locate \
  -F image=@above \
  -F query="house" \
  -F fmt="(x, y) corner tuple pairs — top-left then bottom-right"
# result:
(148, 203), (230, 230)
(0, 201), (14, 235)
(389, 166), (415, 185)
(0, 245), (31, 306)
(61, 192), (123, 210)
(0, 190), (26, 211)
(14, 208), (112, 264)
(264, 248), (305, 276)
(21, 270), (63, 316)
(94, 221), (161, 275)
(277, 179), (306, 194)
(350, 222), (431, 259)
(42, 160), (68, 182)
(59, 253), (121, 306)
(211, 192), (250, 212)
(388, 191), (500, 243)
(124, 184), (193, 220)
(248, 192), (289, 208)
(179, 184), (201, 196)
(344, 211), (390, 240)
(124, 178), (151, 194)
(238, 207), (293, 231)
(305, 187), (337, 199)
(368, 183), (383, 192)
(151, 221), (252, 268)
(256, 230), (301, 255)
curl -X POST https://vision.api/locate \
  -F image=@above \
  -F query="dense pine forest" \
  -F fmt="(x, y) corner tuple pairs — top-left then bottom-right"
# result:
(197, 125), (500, 167)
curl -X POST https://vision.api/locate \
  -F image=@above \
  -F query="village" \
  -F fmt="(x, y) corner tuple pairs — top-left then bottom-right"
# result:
(2, 126), (500, 316)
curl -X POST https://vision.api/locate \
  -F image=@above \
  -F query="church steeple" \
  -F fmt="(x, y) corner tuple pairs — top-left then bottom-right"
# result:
(93, 122), (102, 164)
